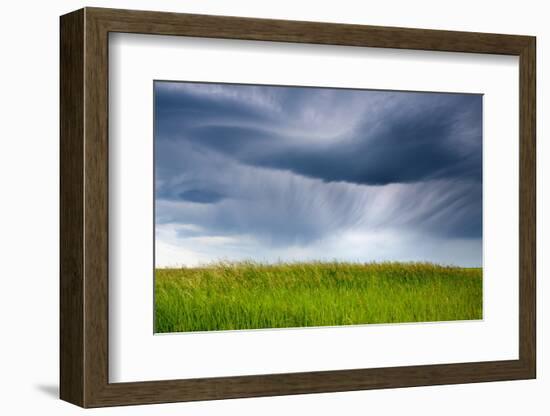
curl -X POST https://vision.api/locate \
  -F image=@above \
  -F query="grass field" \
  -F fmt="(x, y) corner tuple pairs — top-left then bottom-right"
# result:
(154, 262), (482, 333)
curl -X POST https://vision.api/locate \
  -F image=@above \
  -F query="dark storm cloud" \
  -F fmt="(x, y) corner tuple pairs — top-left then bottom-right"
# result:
(155, 82), (482, 186)
(176, 189), (226, 204)
(155, 141), (482, 246)
(255, 96), (482, 185)
(155, 143), (366, 245)
(154, 81), (483, 265)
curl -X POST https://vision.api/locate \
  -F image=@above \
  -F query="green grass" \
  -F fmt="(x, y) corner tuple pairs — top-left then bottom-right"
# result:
(154, 262), (482, 333)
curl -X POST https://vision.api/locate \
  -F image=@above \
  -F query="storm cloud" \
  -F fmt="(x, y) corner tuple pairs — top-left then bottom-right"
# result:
(154, 81), (482, 267)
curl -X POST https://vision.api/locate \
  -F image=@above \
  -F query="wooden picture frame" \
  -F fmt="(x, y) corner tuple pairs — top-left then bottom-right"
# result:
(60, 7), (536, 408)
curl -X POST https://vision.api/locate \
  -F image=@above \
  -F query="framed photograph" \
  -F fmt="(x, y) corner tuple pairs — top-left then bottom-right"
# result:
(60, 7), (536, 407)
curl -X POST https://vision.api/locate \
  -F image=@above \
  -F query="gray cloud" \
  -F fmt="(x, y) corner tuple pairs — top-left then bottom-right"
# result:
(154, 81), (482, 266)
(156, 83), (481, 186)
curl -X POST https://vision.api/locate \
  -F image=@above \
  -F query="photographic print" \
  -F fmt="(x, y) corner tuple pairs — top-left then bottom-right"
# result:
(154, 81), (483, 333)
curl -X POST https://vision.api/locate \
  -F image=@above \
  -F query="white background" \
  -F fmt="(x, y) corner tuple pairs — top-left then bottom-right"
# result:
(0, 0), (547, 414)
(110, 34), (519, 382)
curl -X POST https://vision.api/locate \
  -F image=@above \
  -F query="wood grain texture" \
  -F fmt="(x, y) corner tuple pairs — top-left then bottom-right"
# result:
(83, 10), (110, 406)
(518, 38), (536, 375)
(59, 7), (537, 408)
(59, 8), (84, 407)
(89, 7), (532, 54)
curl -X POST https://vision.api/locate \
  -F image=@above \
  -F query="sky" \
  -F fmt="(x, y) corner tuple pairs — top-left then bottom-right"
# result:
(154, 81), (482, 267)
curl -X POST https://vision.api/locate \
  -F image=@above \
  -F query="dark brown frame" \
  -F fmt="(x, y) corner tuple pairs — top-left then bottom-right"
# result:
(60, 7), (536, 408)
